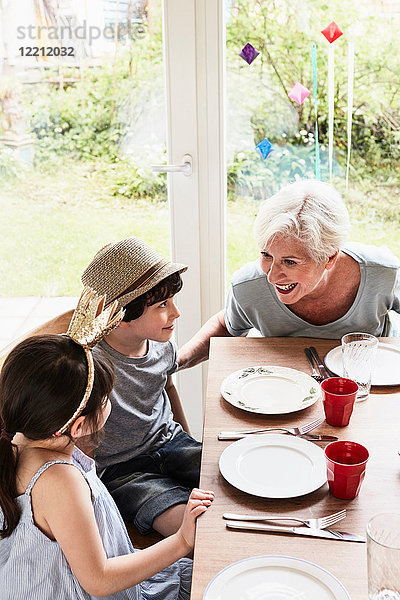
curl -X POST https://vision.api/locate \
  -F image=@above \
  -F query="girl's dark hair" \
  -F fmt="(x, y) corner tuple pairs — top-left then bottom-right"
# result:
(0, 334), (114, 538)
(122, 271), (183, 322)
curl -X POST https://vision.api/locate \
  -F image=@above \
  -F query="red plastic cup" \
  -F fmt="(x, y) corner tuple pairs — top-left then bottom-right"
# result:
(321, 377), (359, 427)
(324, 440), (369, 499)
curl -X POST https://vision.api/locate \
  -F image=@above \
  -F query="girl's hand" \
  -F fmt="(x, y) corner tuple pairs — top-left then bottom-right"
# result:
(177, 488), (214, 551)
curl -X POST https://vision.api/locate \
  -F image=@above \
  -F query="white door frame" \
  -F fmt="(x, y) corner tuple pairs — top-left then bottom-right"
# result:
(162, 0), (226, 439)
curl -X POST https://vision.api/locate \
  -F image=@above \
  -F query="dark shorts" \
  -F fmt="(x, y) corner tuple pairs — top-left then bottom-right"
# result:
(100, 431), (202, 534)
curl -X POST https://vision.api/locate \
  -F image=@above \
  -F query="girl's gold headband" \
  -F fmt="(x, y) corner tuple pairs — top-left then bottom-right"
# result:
(53, 287), (124, 437)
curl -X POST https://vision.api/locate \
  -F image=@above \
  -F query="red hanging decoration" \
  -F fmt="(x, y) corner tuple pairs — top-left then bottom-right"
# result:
(321, 21), (343, 44)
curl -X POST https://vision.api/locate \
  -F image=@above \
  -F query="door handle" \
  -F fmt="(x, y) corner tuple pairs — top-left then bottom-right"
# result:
(151, 154), (192, 176)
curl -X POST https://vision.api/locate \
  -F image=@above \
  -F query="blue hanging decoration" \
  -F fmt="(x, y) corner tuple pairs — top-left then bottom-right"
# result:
(255, 138), (274, 159)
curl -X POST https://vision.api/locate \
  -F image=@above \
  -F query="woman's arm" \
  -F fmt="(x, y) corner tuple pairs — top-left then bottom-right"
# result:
(37, 464), (213, 597)
(177, 309), (231, 370)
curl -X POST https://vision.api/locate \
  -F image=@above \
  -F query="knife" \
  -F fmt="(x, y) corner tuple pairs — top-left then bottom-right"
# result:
(301, 433), (338, 441)
(218, 432), (338, 441)
(225, 520), (366, 542)
(309, 346), (332, 380)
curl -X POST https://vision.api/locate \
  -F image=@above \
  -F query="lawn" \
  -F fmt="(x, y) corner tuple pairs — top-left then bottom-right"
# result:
(0, 160), (170, 296)
(1, 158), (400, 296)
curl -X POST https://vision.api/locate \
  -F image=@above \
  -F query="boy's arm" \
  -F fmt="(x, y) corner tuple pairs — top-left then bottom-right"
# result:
(177, 309), (231, 370)
(165, 375), (191, 435)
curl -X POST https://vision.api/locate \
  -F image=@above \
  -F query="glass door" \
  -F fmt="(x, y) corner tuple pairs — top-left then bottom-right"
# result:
(0, 0), (170, 300)
(225, 0), (400, 283)
(0, 0), (227, 438)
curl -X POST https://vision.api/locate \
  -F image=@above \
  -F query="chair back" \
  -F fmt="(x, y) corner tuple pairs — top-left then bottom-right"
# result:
(0, 310), (74, 371)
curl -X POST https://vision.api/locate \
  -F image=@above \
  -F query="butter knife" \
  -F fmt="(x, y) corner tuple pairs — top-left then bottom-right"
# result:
(218, 432), (338, 441)
(309, 346), (332, 380)
(225, 520), (365, 543)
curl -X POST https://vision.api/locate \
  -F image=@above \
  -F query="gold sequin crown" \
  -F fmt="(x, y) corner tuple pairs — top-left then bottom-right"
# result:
(54, 287), (124, 437)
(67, 287), (125, 349)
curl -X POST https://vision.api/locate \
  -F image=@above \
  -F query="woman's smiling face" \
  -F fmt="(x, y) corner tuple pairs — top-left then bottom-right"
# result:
(259, 234), (336, 305)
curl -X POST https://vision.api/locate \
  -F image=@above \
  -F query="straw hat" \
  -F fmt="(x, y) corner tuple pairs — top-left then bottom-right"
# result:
(81, 236), (187, 307)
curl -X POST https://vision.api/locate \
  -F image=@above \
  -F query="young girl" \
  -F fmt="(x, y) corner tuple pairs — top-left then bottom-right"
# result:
(0, 290), (214, 600)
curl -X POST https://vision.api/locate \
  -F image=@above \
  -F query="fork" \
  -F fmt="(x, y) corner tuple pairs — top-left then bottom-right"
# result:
(218, 415), (324, 439)
(222, 509), (347, 530)
(304, 348), (323, 382)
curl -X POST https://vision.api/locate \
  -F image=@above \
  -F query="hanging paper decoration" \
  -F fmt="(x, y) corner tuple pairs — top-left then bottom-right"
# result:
(288, 82), (311, 105)
(346, 41), (355, 191)
(239, 43), (260, 65)
(321, 20), (343, 180)
(321, 21), (343, 44)
(256, 138), (274, 159)
(311, 43), (321, 180)
(327, 44), (335, 180)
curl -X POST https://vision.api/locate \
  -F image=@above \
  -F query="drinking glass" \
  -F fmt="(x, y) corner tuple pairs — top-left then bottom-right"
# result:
(367, 513), (400, 599)
(341, 332), (378, 401)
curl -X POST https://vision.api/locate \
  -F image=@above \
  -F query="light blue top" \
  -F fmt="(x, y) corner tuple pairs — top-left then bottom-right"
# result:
(0, 446), (191, 600)
(225, 242), (400, 339)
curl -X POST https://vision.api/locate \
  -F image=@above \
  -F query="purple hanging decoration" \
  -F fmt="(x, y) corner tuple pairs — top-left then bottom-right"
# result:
(239, 43), (260, 65)
(256, 138), (274, 159)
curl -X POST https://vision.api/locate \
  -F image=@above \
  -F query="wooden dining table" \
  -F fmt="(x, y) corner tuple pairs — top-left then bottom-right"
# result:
(190, 336), (400, 599)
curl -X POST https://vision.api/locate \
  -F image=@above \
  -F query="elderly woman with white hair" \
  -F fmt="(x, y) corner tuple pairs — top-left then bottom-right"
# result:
(178, 179), (400, 368)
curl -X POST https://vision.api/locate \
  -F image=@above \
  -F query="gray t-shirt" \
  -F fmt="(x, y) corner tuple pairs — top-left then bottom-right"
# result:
(93, 339), (182, 470)
(225, 242), (400, 339)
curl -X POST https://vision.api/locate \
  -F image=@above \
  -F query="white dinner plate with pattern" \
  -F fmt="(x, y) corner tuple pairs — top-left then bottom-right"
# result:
(219, 434), (327, 498)
(324, 342), (400, 386)
(220, 365), (320, 414)
(203, 555), (351, 600)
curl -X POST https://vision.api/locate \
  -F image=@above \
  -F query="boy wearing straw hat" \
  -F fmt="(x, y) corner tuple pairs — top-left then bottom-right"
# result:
(81, 236), (202, 537)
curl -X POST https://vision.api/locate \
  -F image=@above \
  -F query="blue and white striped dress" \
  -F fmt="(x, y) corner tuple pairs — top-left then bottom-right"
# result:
(0, 446), (192, 600)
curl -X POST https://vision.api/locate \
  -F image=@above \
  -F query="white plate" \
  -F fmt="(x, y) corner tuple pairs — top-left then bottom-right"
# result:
(324, 343), (400, 386)
(219, 433), (326, 498)
(203, 555), (350, 600)
(220, 365), (320, 415)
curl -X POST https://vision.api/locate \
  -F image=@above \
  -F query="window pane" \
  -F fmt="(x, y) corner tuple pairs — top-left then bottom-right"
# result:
(0, 0), (168, 296)
(226, 0), (400, 282)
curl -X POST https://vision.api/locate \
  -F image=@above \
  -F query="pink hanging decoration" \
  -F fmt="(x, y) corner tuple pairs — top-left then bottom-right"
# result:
(288, 82), (311, 105)
(321, 21), (343, 43)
